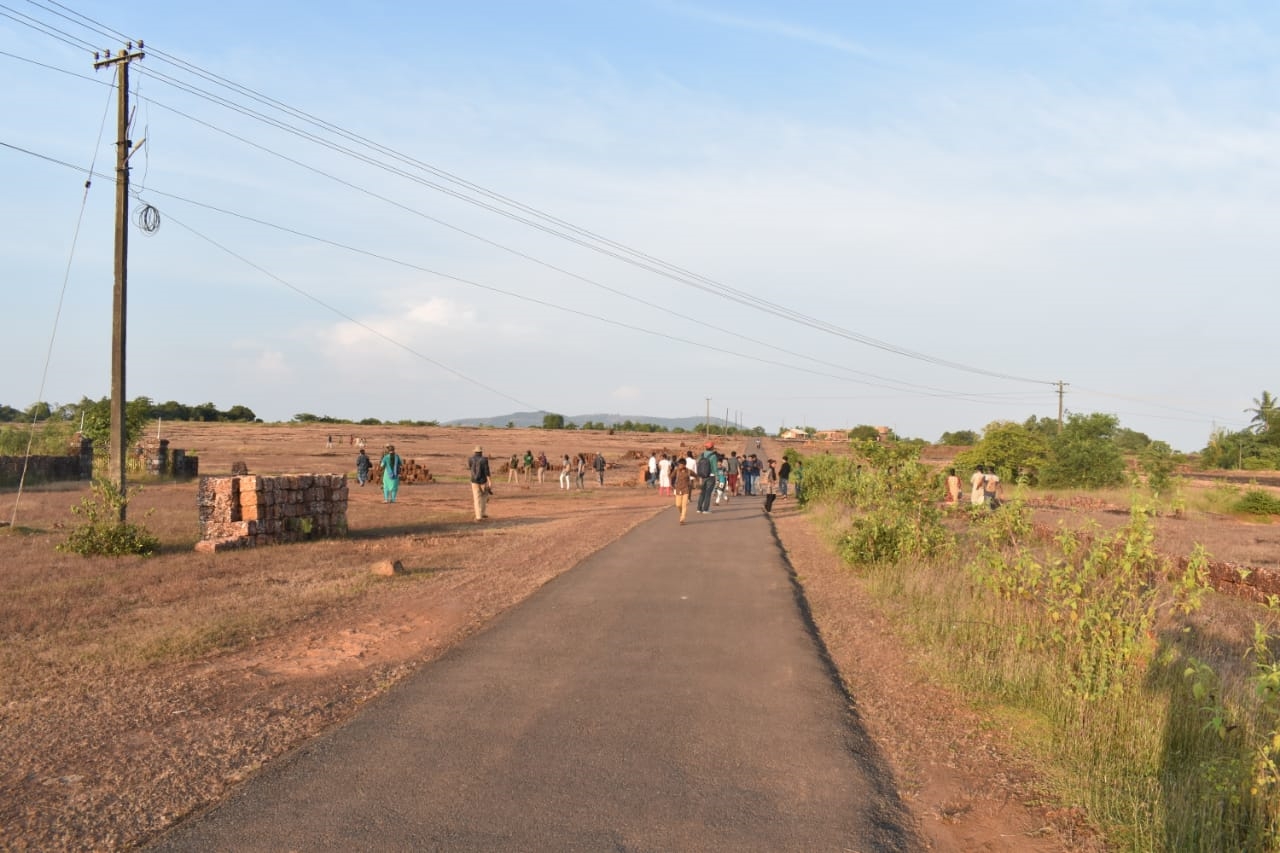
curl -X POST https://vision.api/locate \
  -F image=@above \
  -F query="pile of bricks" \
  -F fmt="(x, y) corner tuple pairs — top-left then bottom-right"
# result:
(196, 474), (348, 552)
(371, 459), (433, 484)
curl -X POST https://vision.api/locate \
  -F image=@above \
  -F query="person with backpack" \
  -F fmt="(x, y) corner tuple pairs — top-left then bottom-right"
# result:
(593, 452), (606, 486)
(380, 444), (402, 504)
(354, 448), (372, 486)
(671, 454), (693, 524)
(468, 445), (492, 521)
(696, 441), (719, 514)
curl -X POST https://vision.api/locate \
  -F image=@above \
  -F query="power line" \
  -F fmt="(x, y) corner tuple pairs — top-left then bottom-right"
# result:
(16, 1), (1055, 386)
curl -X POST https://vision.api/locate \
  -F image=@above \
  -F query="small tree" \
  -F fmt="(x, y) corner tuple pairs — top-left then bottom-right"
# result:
(938, 429), (979, 446)
(1139, 440), (1176, 494)
(954, 421), (1050, 484)
(542, 413), (565, 430)
(1040, 412), (1126, 488)
(57, 479), (159, 557)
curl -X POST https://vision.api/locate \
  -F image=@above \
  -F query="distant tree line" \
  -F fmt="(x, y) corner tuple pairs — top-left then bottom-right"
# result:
(538, 413), (767, 436)
(1, 398), (259, 425)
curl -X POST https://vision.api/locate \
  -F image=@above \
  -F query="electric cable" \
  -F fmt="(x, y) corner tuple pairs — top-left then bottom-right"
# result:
(16, 1), (1053, 385)
(7, 68), (114, 528)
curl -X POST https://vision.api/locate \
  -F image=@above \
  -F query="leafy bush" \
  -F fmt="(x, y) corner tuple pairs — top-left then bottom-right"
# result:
(57, 479), (159, 557)
(1235, 489), (1280, 516)
(0, 420), (79, 456)
(1040, 412), (1126, 489)
(953, 420), (1050, 486)
(1139, 440), (1177, 494)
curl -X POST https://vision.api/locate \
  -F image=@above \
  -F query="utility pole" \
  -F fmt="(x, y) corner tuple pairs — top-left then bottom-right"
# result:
(94, 42), (144, 519)
(1055, 380), (1069, 433)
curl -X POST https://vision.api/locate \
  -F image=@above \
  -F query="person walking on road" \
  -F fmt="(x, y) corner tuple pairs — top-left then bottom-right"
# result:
(696, 441), (719, 514)
(355, 448), (372, 486)
(761, 458), (779, 513)
(778, 457), (792, 498)
(468, 446), (492, 521)
(657, 453), (672, 496)
(380, 444), (402, 503)
(726, 451), (741, 496)
(672, 456), (693, 524)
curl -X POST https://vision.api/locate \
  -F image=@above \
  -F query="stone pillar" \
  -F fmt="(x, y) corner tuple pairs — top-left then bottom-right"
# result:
(78, 436), (94, 480)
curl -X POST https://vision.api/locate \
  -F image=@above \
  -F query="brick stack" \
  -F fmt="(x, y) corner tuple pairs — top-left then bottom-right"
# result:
(371, 459), (433, 484)
(196, 474), (348, 552)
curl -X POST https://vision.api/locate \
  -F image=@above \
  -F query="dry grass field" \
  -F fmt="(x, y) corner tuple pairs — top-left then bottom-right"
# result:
(2, 423), (1276, 850)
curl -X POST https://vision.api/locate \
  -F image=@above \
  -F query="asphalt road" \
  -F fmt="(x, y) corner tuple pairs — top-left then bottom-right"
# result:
(148, 490), (917, 852)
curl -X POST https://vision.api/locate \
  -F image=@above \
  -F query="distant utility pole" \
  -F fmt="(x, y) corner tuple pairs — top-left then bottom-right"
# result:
(94, 41), (145, 519)
(1056, 380), (1069, 433)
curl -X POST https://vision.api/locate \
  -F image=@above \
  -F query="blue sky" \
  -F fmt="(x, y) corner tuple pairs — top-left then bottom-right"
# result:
(2, 1), (1277, 450)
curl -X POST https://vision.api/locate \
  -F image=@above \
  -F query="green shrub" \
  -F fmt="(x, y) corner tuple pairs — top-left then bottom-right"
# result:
(1235, 490), (1280, 516)
(57, 479), (160, 557)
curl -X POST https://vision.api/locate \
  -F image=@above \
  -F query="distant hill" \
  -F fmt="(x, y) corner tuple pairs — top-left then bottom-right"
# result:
(445, 411), (734, 432)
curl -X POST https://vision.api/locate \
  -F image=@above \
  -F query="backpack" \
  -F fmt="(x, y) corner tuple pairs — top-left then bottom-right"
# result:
(696, 454), (711, 479)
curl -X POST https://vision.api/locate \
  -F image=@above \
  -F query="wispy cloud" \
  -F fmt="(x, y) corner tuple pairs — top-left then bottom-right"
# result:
(662, 1), (880, 59)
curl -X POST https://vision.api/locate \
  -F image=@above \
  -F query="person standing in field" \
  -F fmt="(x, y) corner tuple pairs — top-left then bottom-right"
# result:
(355, 447), (372, 486)
(672, 455), (693, 525)
(576, 453), (587, 489)
(648, 452), (658, 488)
(970, 464), (987, 507)
(945, 467), (962, 504)
(380, 444), (402, 504)
(593, 452), (606, 486)
(536, 451), (548, 485)
(468, 445), (492, 521)
(983, 466), (1002, 509)
(523, 450), (535, 484)
(560, 453), (572, 489)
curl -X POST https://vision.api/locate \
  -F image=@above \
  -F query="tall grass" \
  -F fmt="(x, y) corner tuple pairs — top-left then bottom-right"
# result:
(803, 447), (1280, 851)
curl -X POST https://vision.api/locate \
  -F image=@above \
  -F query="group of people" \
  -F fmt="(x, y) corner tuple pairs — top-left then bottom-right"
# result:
(506, 450), (552, 485)
(353, 444), (404, 504)
(944, 464), (1002, 510)
(662, 441), (798, 524)
(354, 440), (804, 525)
(557, 452), (607, 490)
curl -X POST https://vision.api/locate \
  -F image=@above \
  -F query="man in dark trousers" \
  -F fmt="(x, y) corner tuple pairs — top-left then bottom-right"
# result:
(696, 441), (720, 514)
(778, 457), (792, 498)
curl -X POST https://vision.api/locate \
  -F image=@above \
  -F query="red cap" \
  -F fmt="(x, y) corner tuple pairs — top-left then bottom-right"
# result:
(705, 441), (714, 449)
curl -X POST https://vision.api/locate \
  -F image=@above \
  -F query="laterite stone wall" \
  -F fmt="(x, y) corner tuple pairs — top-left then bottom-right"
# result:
(196, 474), (348, 552)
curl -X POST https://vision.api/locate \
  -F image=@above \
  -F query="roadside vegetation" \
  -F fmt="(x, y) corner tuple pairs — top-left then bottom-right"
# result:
(800, 438), (1280, 851)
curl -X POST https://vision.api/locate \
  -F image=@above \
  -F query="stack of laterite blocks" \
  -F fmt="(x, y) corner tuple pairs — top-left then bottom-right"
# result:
(371, 459), (433, 484)
(196, 474), (348, 552)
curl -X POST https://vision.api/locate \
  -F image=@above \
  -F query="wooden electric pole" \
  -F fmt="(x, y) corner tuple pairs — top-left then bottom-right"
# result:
(1056, 380), (1069, 433)
(94, 42), (144, 519)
